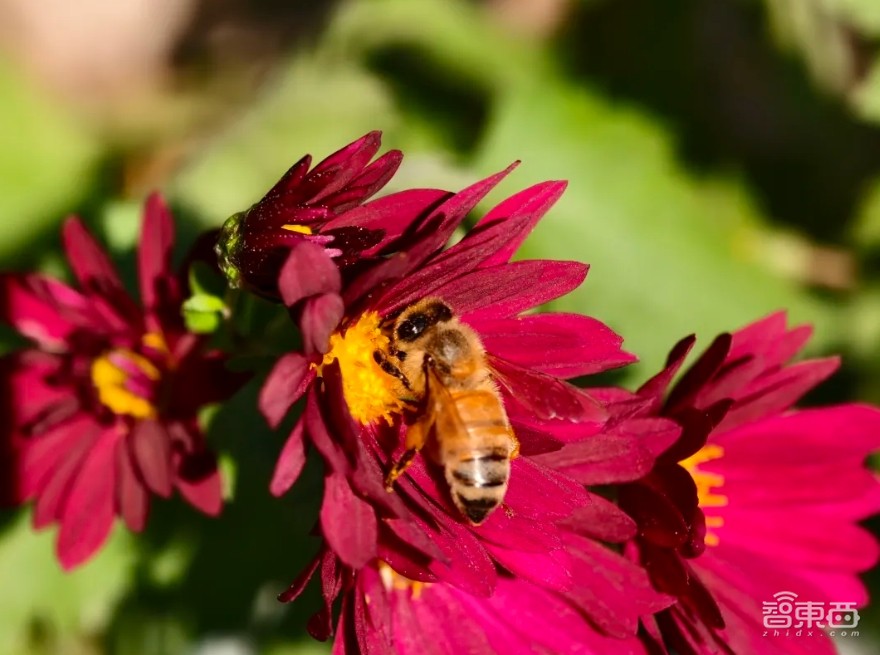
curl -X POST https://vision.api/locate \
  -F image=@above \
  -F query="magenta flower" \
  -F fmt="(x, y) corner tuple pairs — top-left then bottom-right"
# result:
(282, 540), (658, 655)
(261, 167), (672, 645)
(215, 131), (449, 299)
(628, 313), (880, 654)
(0, 195), (246, 569)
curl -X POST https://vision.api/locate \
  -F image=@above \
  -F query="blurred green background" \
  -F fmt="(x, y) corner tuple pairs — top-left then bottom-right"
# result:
(1, 0), (880, 652)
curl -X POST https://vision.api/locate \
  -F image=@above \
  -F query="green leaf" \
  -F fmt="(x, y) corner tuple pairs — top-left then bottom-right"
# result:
(476, 76), (834, 378)
(172, 55), (399, 227)
(0, 62), (98, 262)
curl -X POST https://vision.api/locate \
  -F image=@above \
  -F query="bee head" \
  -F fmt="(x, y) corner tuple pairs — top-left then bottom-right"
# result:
(394, 300), (453, 343)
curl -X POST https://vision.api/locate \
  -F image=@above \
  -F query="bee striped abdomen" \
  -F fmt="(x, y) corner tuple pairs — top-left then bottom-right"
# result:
(441, 389), (514, 525)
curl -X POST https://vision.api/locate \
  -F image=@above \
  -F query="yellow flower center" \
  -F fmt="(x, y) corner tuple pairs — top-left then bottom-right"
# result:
(377, 561), (427, 600)
(90, 333), (167, 420)
(680, 444), (727, 547)
(321, 312), (408, 425)
(281, 224), (313, 235)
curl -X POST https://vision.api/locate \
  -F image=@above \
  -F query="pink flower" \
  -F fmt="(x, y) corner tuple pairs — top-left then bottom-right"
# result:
(0, 195), (246, 569)
(261, 167), (672, 645)
(215, 131), (449, 299)
(628, 313), (880, 654)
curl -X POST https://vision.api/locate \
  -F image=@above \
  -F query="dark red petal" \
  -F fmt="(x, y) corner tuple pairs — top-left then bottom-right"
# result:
(115, 436), (149, 532)
(372, 163), (520, 314)
(302, 389), (350, 476)
(379, 181), (566, 310)
(137, 193), (176, 313)
(474, 313), (635, 378)
(666, 333), (732, 413)
(175, 446), (223, 516)
(434, 260), (588, 319)
(474, 180), (567, 266)
(319, 471), (377, 568)
(259, 352), (315, 428)
(301, 292), (344, 355)
(129, 419), (173, 498)
(638, 335), (697, 407)
(324, 149), (403, 211)
(61, 217), (124, 295)
(278, 550), (322, 603)
(306, 132), (383, 202)
(169, 351), (251, 417)
(619, 481), (690, 549)
(278, 241), (341, 308)
(491, 356), (607, 423)
(57, 429), (121, 570)
(270, 419), (308, 497)
(559, 493), (638, 543)
(326, 188), (450, 244)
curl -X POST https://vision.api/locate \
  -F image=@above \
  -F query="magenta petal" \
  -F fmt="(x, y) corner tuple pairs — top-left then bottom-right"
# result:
(320, 471), (377, 568)
(129, 419), (173, 498)
(116, 437), (149, 532)
(301, 292), (345, 355)
(57, 429), (121, 570)
(259, 352), (315, 429)
(17, 412), (92, 500)
(438, 260), (588, 318)
(32, 425), (100, 527)
(278, 241), (341, 307)
(270, 419), (308, 496)
(0, 274), (84, 347)
(717, 357), (839, 432)
(564, 533), (672, 637)
(474, 313), (635, 378)
(560, 494), (638, 543)
(137, 193), (176, 312)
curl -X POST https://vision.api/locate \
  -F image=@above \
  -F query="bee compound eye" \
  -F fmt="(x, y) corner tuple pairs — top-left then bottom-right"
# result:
(396, 314), (428, 341)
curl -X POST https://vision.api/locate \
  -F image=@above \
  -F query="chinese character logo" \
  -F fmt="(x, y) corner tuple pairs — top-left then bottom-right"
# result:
(763, 592), (861, 633)
(827, 602), (860, 629)
(763, 591), (798, 628)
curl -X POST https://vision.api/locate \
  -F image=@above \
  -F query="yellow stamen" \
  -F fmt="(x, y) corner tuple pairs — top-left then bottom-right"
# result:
(90, 350), (159, 419)
(281, 224), (313, 235)
(142, 332), (168, 353)
(378, 561), (426, 600)
(680, 444), (727, 547)
(321, 312), (408, 425)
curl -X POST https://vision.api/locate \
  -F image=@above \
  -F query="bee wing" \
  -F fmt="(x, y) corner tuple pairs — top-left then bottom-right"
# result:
(425, 364), (470, 442)
(489, 355), (607, 423)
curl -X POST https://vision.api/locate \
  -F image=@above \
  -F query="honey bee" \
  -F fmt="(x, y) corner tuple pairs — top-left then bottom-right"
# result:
(375, 298), (519, 525)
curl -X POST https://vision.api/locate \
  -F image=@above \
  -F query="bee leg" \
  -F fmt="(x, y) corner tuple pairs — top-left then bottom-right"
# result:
(373, 350), (411, 390)
(385, 417), (431, 491)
